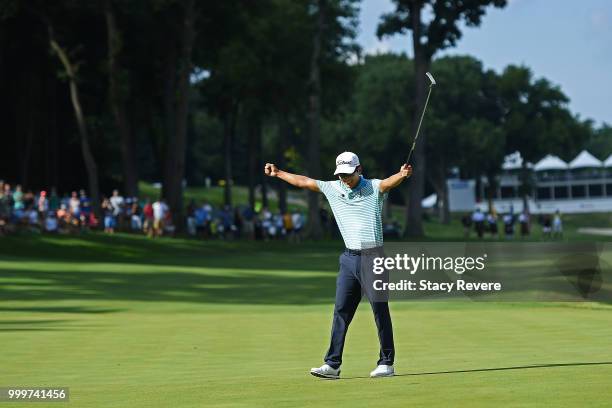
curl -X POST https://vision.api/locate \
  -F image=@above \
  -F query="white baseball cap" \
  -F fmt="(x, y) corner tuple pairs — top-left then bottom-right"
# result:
(334, 151), (360, 175)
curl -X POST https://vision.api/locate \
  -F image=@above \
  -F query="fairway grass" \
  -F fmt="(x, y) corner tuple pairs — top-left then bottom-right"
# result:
(1, 234), (611, 407)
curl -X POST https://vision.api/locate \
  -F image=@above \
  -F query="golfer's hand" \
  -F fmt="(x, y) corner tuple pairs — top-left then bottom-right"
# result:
(400, 164), (412, 178)
(264, 163), (279, 177)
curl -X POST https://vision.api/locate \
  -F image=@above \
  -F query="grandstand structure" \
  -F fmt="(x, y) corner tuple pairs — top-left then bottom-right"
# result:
(447, 150), (612, 214)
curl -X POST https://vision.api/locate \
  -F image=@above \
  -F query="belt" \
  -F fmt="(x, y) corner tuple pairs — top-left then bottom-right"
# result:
(344, 247), (383, 256)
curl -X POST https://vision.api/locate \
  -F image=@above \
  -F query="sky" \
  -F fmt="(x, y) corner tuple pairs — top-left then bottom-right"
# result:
(358, 0), (612, 126)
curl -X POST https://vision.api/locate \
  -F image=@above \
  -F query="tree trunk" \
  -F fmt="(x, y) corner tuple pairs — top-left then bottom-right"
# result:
(145, 99), (163, 179)
(439, 165), (450, 224)
(48, 77), (59, 188)
(305, 0), (326, 239)
(105, 1), (138, 196)
(404, 1), (428, 238)
(257, 124), (268, 208)
(427, 163), (450, 224)
(163, 0), (196, 227)
(520, 162), (530, 213)
(47, 23), (100, 214)
(21, 76), (36, 187)
(434, 184), (449, 224)
(162, 46), (176, 170)
(441, 182), (450, 224)
(277, 113), (289, 214)
(486, 171), (497, 215)
(0, 24), (4, 75)
(247, 111), (259, 210)
(161, 26), (177, 200)
(223, 106), (236, 207)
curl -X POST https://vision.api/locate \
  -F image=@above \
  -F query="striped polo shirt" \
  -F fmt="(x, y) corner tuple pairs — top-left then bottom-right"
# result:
(316, 176), (387, 250)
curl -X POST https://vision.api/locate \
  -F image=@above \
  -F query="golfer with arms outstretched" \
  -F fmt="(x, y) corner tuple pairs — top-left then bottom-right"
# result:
(264, 152), (412, 379)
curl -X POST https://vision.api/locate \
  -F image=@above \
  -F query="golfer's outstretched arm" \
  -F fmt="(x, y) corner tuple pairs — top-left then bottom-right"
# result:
(379, 164), (412, 193)
(264, 163), (320, 192)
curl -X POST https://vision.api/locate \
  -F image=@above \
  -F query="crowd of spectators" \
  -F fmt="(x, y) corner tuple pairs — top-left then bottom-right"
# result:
(462, 208), (563, 239)
(0, 181), (306, 241)
(6, 181), (529, 241)
(184, 200), (306, 241)
(0, 182), (93, 236)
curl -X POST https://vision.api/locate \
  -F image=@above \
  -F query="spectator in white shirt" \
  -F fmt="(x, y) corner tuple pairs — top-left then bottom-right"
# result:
(152, 199), (168, 237)
(110, 190), (124, 217)
(471, 208), (485, 239)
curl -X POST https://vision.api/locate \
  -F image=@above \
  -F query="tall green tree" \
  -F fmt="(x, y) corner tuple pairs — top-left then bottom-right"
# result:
(248, 0), (311, 213)
(197, 1), (268, 208)
(498, 65), (591, 210)
(427, 56), (504, 222)
(326, 54), (505, 224)
(377, 0), (507, 237)
(105, 0), (138, 197)
(161, 0), (197, 224)
(323, 53), (414, 200)
(305, 0), (326, 238)
(28, 0), (105, 212)
(46, 20), (100, 212)
(305, 0), (359, 238)
(586, 124), (612, 160)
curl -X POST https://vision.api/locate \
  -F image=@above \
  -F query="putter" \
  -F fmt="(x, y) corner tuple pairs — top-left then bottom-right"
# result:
(406, 72), (436, 164)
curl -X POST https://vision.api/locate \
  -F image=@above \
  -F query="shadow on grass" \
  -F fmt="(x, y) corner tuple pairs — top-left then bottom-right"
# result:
(0, 306), (125, 314)
(338, 361), (612, 380)
(0, 233), (342, 309)
(0, 233), (341, 272)
(3, 233), (611, 308)
(0, 328), (79, 332)
(0, 319), (72, 325)
(0, 268), (337, 306)
(0, 318), (96, 332)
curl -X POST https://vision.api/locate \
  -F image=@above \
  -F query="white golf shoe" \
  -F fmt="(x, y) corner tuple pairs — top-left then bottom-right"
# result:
(370, 364), (394, 378)
(310, 364), (341, 379)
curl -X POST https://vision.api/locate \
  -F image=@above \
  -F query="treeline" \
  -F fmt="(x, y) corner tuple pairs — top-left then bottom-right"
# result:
(1, 0), (360, 238)
(0, 0), (608, 237)
(335, 53), (608, 223)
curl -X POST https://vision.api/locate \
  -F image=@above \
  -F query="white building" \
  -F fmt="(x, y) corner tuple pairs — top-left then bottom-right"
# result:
(448, 150), (612, 214)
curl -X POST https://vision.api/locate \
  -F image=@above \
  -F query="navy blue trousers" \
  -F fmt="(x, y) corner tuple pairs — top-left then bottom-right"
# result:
(324, 250), (395, 369)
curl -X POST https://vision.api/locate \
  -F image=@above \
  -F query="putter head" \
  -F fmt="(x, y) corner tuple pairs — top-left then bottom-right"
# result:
(426, 72), (436, 86)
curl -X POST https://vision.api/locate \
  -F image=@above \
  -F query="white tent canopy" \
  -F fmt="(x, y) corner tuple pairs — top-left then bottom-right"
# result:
(569, 150), (602, 169)
(534, 155), (568, 172)
(502, 151), (533, 170)
(605, 154), (612, 167)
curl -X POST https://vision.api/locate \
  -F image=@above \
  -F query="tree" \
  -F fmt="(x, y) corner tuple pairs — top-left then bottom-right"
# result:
(263, 0), (312, 214)
(216, 0), (311, 213)
(323, 53), (414, 216)
(305, 0), (359, 238)
(377, 0), (507, 237)
(44, 12), (101, 213)
(426, 56), (504, 222)
(305, 0), (326, 238)
(105, 0), (138, 196)
(498, 65), (591, 210)
(197, 2), (259, 208)
(586, 124), (612, 160)
(160, 0), (197, 225)
(326, 54), (504, 224)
